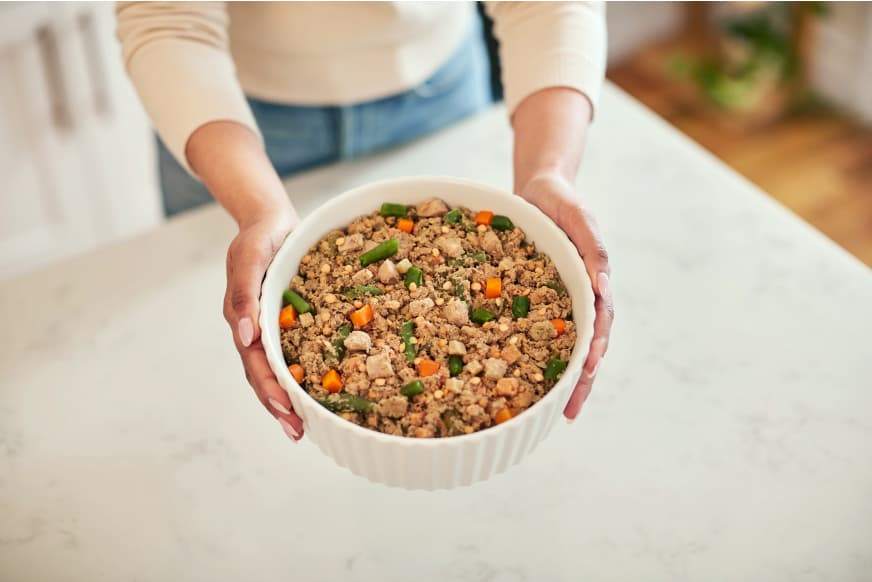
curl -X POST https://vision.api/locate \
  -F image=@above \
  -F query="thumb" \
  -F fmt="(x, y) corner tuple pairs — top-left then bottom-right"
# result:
(224, 234), (273, 348)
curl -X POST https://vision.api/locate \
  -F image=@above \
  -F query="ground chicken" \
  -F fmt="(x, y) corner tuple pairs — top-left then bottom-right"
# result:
(409, 298), (435, 317)
(529, 320), (558, 341)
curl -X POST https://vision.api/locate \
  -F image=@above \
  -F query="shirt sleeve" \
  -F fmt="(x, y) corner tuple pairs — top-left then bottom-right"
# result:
(116, 1), (262, 175)
(484, 1), (606, 118)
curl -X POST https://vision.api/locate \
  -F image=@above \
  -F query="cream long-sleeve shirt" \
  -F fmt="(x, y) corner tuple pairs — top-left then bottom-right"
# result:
(116, 2), (606, 173)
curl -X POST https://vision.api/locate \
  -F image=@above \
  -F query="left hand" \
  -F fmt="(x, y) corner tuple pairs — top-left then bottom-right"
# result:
(519, 172), (614, 420)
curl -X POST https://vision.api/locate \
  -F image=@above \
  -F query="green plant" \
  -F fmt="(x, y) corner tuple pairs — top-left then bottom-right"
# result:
(670, 3), (827, 111)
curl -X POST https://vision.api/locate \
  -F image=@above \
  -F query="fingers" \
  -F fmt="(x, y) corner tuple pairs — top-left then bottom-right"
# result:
(224, 233), (274, 347)
(238, 338), (304, 441)
(564, 293), (612, 420)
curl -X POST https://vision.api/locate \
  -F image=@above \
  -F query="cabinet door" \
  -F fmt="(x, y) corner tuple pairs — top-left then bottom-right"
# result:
(0, 3), (161, 281)
(0, 4), (100, 280)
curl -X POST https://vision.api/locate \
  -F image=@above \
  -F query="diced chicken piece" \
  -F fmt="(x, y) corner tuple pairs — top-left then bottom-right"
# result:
(480, 230), (503, 258)
(448, 340), (467, 355)
(501, 343), (522, 365)
(498, 257), (515, 271)
(436, 236), (464, 258)
(366, 352), (395, 379)
(338, 233), (364, 252)
(483, 358), (508, 379)
(417, 197), (449, 217)
(396, 258), (412, 274)
(352, 268), (374, 285)
(298, 312), (315, 328)
(496, 377), (519, 396)
(343, 330), (372, 352)
(465, 360), (483, 376)
(378, 259), (400, 283)
(445, 378), (464, 393)
(443, 299), (469, 325)
(409, 298), (435, 317)
(379, 395), (409, 419)
(362, 240), (378, 253)
(529, 320), (558, 341)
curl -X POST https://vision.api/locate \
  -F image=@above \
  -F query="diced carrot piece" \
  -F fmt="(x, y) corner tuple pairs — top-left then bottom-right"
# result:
(350, 303), (374, 328)
(484, 277), (502, 299)
(322, 369), (343, 393)
(494, 408), (512, 424)
(279, 305), (297, 329)
(397, 218), (414, 233)
(475, 210), (494, 225)
(551, 318), (566, 336)
(288, 364), (305, 383)
(418, 359), (440, 377)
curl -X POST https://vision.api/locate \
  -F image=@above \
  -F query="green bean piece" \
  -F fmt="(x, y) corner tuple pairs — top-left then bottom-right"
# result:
(359, 238), (399, 266)
(470, 251), (487, 264)
(340, 285), (384, 299)
(543, 358), (568, 381)
(282, 289), (312, 314)
(330, 337), (346, 361)
(400, 380), (425, 398)
(490, 215), (514, 231)
(470, 307), (497, 325)
(448, 355), (464, 377)
(404, 266), (423, 289)
(337, 324), (351, 338)
(317, 393), (375, 414)
(444, 209), (463, 224)
(380, 202), (407, 218)
(400, 320), (416, 362)
(511, 295), (530, 319)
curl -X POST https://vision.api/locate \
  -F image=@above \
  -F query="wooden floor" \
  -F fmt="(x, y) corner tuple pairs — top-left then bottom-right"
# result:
(608, 39), (872, 267)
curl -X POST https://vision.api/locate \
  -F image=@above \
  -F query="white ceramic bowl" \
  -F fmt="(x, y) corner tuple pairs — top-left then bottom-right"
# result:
(261, 176), (594, 490)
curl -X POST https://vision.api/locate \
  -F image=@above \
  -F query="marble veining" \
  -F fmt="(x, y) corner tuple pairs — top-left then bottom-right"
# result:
(1, 83), (871, 581)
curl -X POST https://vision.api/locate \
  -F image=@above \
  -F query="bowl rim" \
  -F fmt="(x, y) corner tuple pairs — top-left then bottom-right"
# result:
(260, 175), (594, 448)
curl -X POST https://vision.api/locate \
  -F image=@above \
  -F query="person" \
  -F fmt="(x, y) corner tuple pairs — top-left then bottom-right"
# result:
(117, 2), (614, 442)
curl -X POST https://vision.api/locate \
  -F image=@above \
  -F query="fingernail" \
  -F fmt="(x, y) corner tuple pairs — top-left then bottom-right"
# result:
(239, 317), (254, 347)
(269, 398), (291, 415)
(585, 358), (601, 379)
(597, 272), (610, 299)
(565, 415), (577, 425)
(278, 418), (299, 442)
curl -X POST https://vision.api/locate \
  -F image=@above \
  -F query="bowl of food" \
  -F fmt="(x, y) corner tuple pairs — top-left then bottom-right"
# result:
(260, 176), (595, 489)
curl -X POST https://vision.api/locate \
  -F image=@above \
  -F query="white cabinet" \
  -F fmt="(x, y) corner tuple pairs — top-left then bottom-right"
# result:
(0, 2), (161, 281)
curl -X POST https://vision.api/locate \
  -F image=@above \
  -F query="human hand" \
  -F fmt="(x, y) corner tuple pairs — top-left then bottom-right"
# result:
(223, 210), (305, 441)
(519, 173), (614, 421)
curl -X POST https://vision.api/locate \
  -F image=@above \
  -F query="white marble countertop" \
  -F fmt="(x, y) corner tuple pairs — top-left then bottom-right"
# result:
(2, 84), (871, 581)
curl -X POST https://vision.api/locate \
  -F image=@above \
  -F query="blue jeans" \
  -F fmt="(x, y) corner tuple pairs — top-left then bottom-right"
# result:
(158, 18), (492, 217)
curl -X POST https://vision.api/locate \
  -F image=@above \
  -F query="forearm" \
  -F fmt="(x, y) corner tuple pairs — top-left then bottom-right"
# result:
(186, 121), (297, 229)
(511, 87), (592, 192)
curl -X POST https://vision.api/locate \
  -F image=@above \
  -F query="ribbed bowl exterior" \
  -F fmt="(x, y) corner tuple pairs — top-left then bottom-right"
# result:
(261, 177), (594, 490)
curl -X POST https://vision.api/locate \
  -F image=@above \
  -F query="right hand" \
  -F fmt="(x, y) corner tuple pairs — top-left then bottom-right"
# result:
(223, 210), (305, 442)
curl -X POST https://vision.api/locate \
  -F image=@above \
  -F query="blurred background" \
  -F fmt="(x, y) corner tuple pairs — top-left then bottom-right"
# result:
(1, 1), (870, 281)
